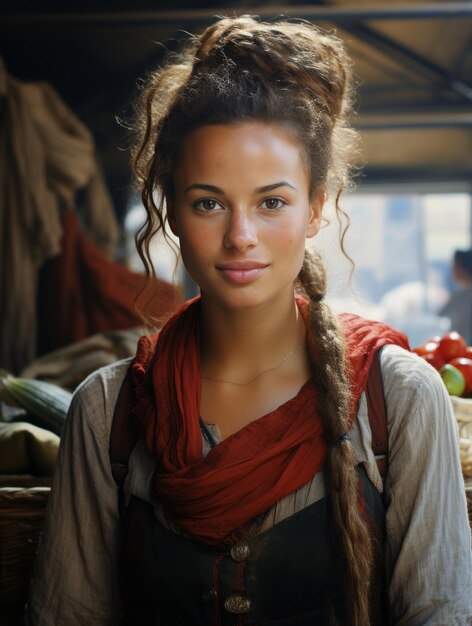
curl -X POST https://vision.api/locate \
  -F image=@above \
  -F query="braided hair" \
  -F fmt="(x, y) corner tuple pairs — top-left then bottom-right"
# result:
(132, 15), (372, 625)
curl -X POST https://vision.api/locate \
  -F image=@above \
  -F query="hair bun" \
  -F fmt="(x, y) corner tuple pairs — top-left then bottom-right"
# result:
(193, 16), (351, 121)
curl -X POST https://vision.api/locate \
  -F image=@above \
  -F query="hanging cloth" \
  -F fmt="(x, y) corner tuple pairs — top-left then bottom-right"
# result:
(36, 210), (181, 354)
(0, 58), (119, 372)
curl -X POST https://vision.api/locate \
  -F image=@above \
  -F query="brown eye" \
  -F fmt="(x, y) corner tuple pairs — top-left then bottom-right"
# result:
(261, 197), (286, 211)
(194, 198), (222, 212)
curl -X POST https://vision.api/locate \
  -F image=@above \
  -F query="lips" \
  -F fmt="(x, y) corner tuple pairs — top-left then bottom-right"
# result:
(216, 261), (269, 284)
(217, 261), (268, 270)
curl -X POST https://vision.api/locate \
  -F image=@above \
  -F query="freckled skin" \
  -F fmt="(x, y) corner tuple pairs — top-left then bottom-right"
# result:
(168, 122), (323, 316)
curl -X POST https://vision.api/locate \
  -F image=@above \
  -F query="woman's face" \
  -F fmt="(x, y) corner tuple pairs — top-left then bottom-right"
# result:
(169, 121), (323, 312)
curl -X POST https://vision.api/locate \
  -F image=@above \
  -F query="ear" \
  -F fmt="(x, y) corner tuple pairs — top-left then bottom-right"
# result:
(306, 188), (325, 239)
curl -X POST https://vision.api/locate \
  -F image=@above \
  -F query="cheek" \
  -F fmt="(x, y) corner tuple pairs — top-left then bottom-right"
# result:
(277, 221), (309, 249)
(277, 222), (310, 266)
(178, 239), (205, 285)
(178, 223), (213, 263)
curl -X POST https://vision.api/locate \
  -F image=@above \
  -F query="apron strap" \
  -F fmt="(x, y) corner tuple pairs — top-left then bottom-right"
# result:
(365, 348), (388, 481)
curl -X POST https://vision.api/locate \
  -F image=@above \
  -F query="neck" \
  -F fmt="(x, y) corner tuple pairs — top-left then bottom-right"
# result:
(199, 294), (305, 381)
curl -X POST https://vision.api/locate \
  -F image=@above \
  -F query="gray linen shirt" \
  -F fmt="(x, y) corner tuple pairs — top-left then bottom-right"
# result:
(27, 345), (472, 625)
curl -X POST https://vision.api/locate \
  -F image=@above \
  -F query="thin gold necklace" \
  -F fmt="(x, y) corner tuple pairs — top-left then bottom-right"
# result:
(202, 344), (303, 386)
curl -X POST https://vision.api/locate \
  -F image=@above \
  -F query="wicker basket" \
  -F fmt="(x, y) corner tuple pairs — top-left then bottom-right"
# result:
(465, 479), (472, 529)
(0, 485), (50, 611)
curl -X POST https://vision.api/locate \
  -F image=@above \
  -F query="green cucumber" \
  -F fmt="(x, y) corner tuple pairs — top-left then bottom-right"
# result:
(0, 375), (72, 436)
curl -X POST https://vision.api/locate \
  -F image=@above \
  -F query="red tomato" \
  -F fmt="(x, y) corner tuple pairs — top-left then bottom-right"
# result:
(422, 351), (446, 371)
(465, 346), (472, 359)
(448, 357), (472, 393)
(412, 341), (439, 357)
(437, 332), (467, 361)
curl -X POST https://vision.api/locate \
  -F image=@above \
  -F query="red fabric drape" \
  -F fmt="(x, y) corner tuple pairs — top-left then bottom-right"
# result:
(37, 210), (181, 354)
(131, 296), (409, 545)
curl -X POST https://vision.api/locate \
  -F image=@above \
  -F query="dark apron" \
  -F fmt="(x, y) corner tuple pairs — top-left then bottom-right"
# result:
(118, 466), (386, 626)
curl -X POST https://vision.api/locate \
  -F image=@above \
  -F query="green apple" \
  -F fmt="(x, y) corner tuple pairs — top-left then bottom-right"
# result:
(439, 364), (466, 396)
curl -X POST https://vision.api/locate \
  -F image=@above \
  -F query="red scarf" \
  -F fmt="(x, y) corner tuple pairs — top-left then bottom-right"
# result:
(131, 296), (409, 545)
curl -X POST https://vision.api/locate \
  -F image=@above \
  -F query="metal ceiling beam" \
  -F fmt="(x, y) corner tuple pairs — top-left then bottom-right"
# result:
(2, 2), (472, 24)
(360, 166), (472, 186)
(341, 21), (472, 102)
(357, 109), (472, 130)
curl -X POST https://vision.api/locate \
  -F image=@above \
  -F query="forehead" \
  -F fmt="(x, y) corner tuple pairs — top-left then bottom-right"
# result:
(174, 122), (310, 190)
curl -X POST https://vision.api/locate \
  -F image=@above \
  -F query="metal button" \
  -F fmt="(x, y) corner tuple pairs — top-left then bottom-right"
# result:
(224, 594), (251, 614)
(230, 542), (250, 562)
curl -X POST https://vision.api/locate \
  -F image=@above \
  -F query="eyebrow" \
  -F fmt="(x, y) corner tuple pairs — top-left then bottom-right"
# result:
(184, 181), (297, 194)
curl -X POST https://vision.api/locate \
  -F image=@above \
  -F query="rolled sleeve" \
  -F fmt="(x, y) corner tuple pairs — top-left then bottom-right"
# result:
(382, 345), (472, 625)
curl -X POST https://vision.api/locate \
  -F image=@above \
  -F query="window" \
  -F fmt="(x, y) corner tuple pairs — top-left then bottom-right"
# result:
(313, 192), (471, 346)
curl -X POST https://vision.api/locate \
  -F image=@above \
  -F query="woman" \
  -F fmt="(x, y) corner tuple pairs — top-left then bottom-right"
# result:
(27, 15), (472, 626)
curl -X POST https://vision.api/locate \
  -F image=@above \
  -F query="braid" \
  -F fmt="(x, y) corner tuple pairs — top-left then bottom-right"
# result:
(298, 249), (373, 626)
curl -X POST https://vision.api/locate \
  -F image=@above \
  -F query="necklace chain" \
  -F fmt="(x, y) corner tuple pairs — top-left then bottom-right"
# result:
(202, 344), (303, 386)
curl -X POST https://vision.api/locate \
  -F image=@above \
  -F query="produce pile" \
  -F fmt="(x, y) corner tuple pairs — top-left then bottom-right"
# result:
(412, 331), (472, 479)
(412, 331), (472, 398)
(0, 374), (70, 476)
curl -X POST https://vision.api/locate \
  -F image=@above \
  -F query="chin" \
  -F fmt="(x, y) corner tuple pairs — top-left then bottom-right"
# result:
(210, 294), (266, 312)
(201, 285), (294, 313)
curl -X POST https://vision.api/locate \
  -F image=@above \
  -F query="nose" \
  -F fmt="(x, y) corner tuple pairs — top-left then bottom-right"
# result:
(223, 210), (258, 251)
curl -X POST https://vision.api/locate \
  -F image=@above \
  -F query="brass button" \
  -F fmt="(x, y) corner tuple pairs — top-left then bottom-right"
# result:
(224, 594), (251, 614)
(230, 542), (250, 562)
